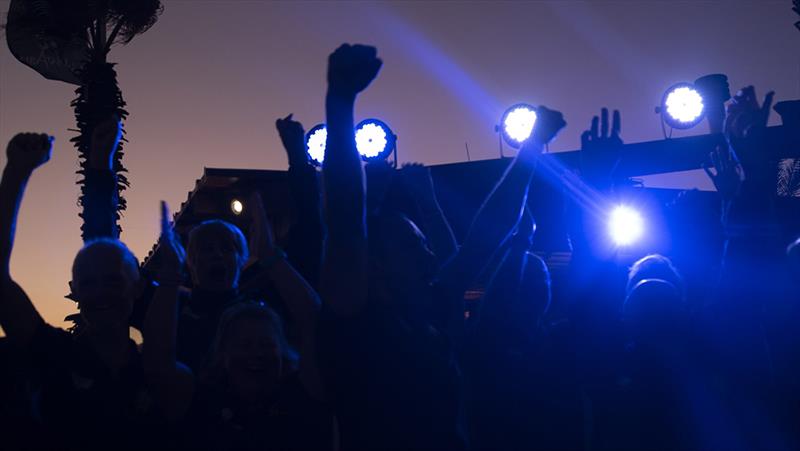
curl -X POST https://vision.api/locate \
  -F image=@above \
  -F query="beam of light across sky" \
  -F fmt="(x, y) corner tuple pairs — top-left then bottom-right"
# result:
(365, 3), (503, 128)
(545, 1), (661, 93)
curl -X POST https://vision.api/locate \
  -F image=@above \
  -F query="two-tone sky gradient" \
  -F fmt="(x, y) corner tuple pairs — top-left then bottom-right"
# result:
(1, 0), (798, 329)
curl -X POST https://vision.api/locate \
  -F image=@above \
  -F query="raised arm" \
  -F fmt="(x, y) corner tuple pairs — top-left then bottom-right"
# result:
(143, 202), (194, 421)
(320, 44), (382, 317)
(438, 107), (566, 303)
(240, 192), (324, 398)
(276, 114), (324, 288)
(473, 210), (534, 340)
(0, 133), (52, 345)
(81, 116), (123, 240)
(401, 163), (458, 266)
(722, 86), (776, 227)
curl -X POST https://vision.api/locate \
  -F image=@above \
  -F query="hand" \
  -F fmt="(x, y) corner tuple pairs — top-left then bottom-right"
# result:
(6, 133), (53, 172)
(90, 115), (122, 170)
(531, 106), (566, 146)
(581, 108), (623, 186)
(247, 191), (276, 262)
(157, 201), (186, 280)
(725, 86), (774, 141)
(724, 86), (774, 184)
(401, 163), (436, 203)
(703, 143), (744, 202)
(275, 114), (307, 166)
(327, 44), (382, 97)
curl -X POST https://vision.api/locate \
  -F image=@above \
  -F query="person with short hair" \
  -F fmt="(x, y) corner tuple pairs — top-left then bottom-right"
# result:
(0, 131), (162, 450)
(143, 201), (332, 450)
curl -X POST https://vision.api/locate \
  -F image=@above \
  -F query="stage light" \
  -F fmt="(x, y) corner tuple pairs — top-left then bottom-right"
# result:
(305, 124), (327, 165)
(499, 103), (537, 148)
(609, 205), (644, 246)
(231, 199), (244, 215)
(355, 119), (396, 161)
(659, 83), (705, 129)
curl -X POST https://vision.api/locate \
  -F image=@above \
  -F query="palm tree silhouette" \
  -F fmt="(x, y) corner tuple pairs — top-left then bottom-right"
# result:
(5, 0), (163, 240)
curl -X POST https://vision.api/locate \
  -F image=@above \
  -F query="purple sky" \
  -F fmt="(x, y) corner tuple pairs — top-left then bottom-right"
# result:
(1, 0), (798, 329)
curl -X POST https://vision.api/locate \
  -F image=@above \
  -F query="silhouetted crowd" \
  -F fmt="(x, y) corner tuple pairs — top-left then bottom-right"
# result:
(1, 44), (799, 451)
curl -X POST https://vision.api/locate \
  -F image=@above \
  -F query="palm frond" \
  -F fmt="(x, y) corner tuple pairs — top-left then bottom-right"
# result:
(794, 0), (800, 31)
(107, 0), (163, 46)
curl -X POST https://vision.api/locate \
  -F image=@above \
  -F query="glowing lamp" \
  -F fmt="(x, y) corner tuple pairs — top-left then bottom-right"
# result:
(499, 103), (537, 148)
(609, 205), (644, 246)
(305, 124), (327, 165)
(659, 83), (705, 129)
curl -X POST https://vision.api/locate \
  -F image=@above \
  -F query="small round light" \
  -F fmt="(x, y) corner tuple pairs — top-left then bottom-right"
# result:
(355, 119), (395, 161)
(661, 83), (705, 129)
(305, 124), (327, 165)
(609, 205), (644, 246)
(500, 103), (537, 148)
(231, 199), (244, 215)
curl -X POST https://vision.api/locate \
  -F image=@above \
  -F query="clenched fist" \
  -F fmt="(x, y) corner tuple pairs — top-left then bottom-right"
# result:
(327, 44), (382, 98)
(6, 132), (53, 173)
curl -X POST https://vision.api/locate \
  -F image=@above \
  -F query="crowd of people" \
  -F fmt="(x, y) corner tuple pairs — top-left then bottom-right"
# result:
(1, 44), (799, 451)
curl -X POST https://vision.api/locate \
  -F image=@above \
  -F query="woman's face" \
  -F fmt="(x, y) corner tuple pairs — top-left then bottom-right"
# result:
(223, 317), (283, 394)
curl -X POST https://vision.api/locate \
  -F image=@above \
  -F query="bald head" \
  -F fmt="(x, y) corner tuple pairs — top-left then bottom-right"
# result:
(72, 239), (140, 283)
(70, 239), (140, 329)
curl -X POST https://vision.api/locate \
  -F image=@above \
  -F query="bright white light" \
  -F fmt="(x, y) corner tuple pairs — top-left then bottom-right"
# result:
(665, 87), (704, 124)
(609, 206), (644, 246)
(504, 106), (537, 144)
(306, 127), (327, 164)
(355, 123), (388, 159)
(231, 199), (244, 215)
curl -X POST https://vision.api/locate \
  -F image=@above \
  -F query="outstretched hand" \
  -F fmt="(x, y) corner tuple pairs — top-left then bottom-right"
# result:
(90, 116), (122, 170)
(725, 86), (774, 141)
(247, 191), (276, 262)
(276, 114), (307, 166)
(6, 133), (53, 173)
(724, 86), (775, 184)
(582, 108), (622, 149)
(327, 44), (382, 97)
(703, 143), (744, 202)
(581, 108), (623, 186)
(157, 201), (185, 280)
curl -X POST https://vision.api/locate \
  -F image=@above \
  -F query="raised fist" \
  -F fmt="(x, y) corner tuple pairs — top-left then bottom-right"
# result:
(327, 44), (382, 97)
(531, 106), (566, 145)
(6, 132), (53, 172)
(275, 114), (307, 165)
(90, 115), (123, 170)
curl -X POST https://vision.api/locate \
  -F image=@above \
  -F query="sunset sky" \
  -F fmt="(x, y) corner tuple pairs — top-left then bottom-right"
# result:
(1, 0), (797, 330)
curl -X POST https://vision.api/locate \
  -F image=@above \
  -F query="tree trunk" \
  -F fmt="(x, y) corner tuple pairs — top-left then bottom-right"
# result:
(71, 42), (130, 241)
